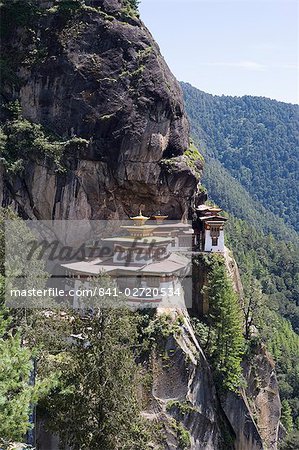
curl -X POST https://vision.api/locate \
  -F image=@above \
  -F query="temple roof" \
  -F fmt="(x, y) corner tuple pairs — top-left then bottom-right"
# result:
(199, 215), (228, 221)
(102, 236), (172, 244)
(196, 205), (211, 211)
(140, 253), (190, 275)
(196, 205), (223, 214)
(131, 213), (150, 220)
(151, 222), (191, 229)
(130, 211), (150, 226)
(152, 214), (169, 220)
(207, 207), (223, 213)
(62, 253), (189, 276)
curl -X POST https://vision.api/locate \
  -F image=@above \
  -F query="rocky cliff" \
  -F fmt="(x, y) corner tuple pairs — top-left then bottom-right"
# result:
(0, 0), (202, 220)
(0, 1), (281, 449)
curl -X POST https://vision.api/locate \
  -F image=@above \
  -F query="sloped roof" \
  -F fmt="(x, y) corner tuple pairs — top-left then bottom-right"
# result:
(61, 253), (190, 276)
(199, 215), (228, 221)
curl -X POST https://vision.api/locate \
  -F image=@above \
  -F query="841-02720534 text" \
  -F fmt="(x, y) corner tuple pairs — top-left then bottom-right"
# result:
(9, 287), (182, 299)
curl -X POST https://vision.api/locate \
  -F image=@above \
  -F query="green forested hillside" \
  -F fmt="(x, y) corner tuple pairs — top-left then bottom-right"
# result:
(182, 82), (299, 438)
(225, 215), (299, 437)
(182, 82), (299, 233)
(202, 157), (299, 245)
(182, 82), (299, 327)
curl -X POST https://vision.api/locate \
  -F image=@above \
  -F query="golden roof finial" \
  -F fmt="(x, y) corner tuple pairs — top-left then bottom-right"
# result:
(152, 212), (168, 224)
(131, 210), (150, 226)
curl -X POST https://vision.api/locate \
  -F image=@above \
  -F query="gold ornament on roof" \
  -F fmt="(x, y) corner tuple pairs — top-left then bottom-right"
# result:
(152, 213), (168, 224)
(130, 210), (150, 226)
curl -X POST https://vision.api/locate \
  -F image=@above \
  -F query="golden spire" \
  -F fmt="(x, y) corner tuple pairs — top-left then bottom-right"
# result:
(131, 210), (150, 226)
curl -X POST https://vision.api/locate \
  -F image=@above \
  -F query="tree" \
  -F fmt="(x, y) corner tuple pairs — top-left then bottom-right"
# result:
(205, 255), (245, 391)
(0, 279), (52, 443)
(0, 208), (54, 444)
(242, 275), (263, 339)
(281, 400), (293, 433)
(0, 332), (35, 441)
(279, 430), (299, 450)
(42, 307), (151, 450)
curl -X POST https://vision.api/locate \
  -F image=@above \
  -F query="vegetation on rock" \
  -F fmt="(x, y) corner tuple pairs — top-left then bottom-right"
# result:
(124, 0), (140, 12)
(226, 216), (299, 333)
(0, 102), (89, 173)
(170, 420), (191, 450)
(224, 216), (299, 431)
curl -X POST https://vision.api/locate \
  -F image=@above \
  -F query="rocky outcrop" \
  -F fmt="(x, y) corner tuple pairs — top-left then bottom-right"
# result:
(143, 310), (234, 450)
(242, 346), (281, 450)
(0, 0), (201, 220)
(146, 308), (281, 450)
(223, 252), (281, 450)
(222, 346), (281, 450)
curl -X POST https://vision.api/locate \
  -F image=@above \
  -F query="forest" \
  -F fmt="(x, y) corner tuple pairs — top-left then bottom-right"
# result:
(182, 82), (299, 232)
(183, 82), (299, 445)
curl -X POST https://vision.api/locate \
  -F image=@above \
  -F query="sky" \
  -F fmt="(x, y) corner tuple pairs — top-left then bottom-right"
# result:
(139, 0), (299, 104)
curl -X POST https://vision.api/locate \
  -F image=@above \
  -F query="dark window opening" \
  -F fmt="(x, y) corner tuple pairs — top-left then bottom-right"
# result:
(212, 236), (218, 247)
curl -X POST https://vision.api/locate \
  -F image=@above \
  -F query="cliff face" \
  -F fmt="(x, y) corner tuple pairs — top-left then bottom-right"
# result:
(223, 251), (281, 450)
(0, 0), (201, 220)
(144, 310), (234, 450)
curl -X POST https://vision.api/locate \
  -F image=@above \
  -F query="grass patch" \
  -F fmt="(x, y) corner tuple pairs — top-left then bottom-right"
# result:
(166, 400), (197, 416)
(170, 420), (191, 449)
(183, 141), (204, 172)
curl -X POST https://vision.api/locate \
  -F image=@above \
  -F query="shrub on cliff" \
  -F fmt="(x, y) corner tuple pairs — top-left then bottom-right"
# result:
(0, 227), (54, 444)
(0, 102), (89, 174)
(125, 0), (140, 11)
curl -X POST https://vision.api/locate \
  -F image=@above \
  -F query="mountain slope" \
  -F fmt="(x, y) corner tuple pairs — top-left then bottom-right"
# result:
(182, 82), (299, 233)
(202, 157), (299, 245)
(182, 81), (299, 439)
(0, 3), (289, 449)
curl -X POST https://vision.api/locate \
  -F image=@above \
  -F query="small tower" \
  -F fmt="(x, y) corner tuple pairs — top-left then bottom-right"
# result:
(122, 211), (153, 237)
(194, 205), (228, 253)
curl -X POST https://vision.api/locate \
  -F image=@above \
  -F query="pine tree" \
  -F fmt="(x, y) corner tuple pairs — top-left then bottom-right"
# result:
(205, 255), (245, 391)
(0, 333), (34, 441)
(0, 277), (52, 444)
(281, 400), (293, 433)
(0, 208), (54, 444)
(43, 307), (151, 450)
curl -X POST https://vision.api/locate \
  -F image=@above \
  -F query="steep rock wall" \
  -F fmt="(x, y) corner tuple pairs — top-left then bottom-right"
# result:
(223, 251), (281, 450)
(0, 0), (201, 220)
(143, 309), (234, 450)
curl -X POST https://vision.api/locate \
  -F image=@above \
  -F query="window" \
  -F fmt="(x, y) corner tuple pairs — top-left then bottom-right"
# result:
(212, 236), (218, 246)
(147, 277), (160, 287)
(210, 225), (220, 247)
